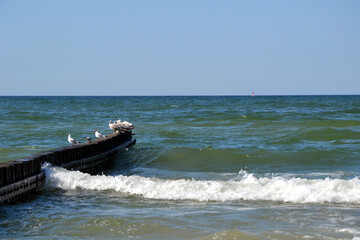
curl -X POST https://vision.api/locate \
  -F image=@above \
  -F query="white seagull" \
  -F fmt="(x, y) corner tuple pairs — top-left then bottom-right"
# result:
(68, 134), (80, 146)
(116, 120), (134, 130)
(122, 120), (134, 129)
(95, 130), (105, 139)
(109, 121), (120, 131)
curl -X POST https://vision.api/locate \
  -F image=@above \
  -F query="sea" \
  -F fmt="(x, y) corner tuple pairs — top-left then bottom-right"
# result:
(0, 95), (360, 239)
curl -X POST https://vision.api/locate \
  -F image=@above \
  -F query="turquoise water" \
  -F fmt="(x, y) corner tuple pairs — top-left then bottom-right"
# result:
(1, 96), (360, 239)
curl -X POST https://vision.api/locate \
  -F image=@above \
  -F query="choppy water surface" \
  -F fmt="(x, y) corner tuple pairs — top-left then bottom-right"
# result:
(1, 96), (360, 239)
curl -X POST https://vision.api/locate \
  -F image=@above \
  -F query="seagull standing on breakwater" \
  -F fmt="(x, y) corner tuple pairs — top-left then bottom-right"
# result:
(95, 130), (105, 139)
(122, 121), (134, 129)
(83, 137), (92, 142)
(116, 119), (134, 130)
(109, 121), (120, 131)
(68, 134), (80, 146)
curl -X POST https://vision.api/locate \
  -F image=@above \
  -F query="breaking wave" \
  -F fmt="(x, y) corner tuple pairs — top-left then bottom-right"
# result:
(44, 164), (360, 204)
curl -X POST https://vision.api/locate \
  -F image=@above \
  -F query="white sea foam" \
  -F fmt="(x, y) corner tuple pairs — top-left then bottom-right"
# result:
(337, 228), (360, 239)
(337, 228), (360, 235)
(43, 164), (360, 204)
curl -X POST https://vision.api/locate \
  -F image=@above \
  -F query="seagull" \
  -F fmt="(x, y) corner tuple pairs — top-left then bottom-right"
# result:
(95, 130), (105, 139)
(68, 134), (80, 146)
(83, 136), (92, 142)
(109, 121), (120, 131)
(122, 120), (134, 129)
(116, 120), (134, 130)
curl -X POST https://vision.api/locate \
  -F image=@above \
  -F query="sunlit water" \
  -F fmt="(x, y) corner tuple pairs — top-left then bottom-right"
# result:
(1, 96), (360, 239)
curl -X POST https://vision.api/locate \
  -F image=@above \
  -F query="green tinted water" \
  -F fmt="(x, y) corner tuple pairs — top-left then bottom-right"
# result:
(1, 96), (360, 239)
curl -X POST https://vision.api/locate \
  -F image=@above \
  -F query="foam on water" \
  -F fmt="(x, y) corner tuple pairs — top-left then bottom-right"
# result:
(44, 164), (360, 204)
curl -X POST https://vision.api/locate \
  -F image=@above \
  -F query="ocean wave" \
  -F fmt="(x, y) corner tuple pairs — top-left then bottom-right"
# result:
(43, 164), (360, 204)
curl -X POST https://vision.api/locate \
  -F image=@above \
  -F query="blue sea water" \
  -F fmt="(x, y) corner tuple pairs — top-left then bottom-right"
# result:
(1, 96), (360, 239)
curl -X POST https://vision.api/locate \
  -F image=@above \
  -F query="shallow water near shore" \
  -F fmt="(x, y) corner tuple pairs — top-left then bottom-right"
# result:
(1, 96), (360, 239)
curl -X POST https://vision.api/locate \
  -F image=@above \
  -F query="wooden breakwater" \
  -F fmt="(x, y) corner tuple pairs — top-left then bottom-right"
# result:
(0, 131), (136, 204)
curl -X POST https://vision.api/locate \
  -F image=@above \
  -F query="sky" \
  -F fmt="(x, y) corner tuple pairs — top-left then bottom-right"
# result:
(0, 0), (359, 96)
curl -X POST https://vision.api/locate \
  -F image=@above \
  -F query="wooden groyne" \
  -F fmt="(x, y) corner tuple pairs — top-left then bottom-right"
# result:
(0, 131), (136, 204)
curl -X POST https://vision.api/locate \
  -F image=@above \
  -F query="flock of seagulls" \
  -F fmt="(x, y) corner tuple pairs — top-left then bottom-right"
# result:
(108, 119), (134, 132)
(67, 119), (134, 147)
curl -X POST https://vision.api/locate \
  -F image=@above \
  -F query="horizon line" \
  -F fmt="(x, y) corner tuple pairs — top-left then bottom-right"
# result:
(0, 94), (359, 97)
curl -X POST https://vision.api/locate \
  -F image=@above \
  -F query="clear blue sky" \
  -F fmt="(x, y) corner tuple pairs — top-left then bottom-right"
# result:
(0, 0), (359, 95)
